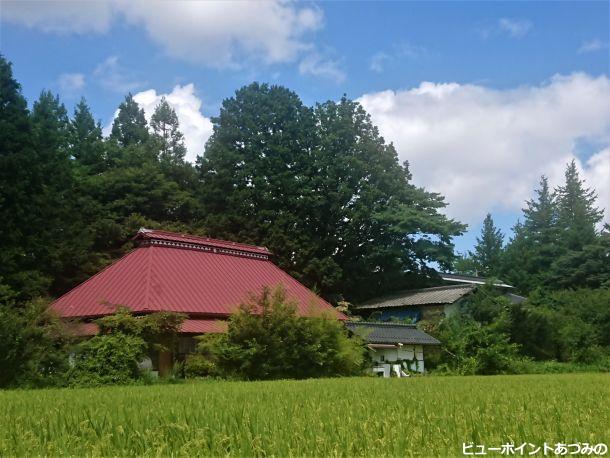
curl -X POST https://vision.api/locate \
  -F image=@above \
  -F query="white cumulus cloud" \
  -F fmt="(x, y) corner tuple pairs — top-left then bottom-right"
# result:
(357, 73), (610, 225)
(2, 1), (323, 69)
(132, 85), (213, 163)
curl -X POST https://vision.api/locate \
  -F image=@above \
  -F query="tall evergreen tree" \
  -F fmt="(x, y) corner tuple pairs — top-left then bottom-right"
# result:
(555, 160), (603, 251)
(70, 98), (105, 171)
(0, 55), (48, 297)
(502, 176), (559, 292)
(30, 91), (96, 295)
(110, 93), (149, 147)
(150, 97), (187, 164)
(470, 213), (504, 277)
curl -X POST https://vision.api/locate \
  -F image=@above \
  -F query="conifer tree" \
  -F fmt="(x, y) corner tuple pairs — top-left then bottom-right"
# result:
(555, 160), (603, 251)
(470, 213), (504, 277)
(70, 98), (105, 171)
(150, 97), (187, 164)
(110, 93), (149, 147)
(0, 55), (47, 297)
(503, 176), (559, 291)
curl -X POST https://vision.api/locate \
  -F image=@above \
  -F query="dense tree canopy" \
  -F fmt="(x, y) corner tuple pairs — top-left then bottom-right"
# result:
(1, 58), (466, 305)
(455, 165), (608, 295)
(198, 84), (465, 301)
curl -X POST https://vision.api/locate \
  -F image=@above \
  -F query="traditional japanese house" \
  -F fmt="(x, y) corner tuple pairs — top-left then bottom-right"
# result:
(51, 228), (344, 375)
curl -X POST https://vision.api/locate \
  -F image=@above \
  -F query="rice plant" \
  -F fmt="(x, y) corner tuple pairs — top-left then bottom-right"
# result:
(0, 373), (608, 456)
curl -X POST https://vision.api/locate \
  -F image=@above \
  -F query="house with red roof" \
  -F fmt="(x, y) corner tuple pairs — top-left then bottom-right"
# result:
(51, 228), (344, 375)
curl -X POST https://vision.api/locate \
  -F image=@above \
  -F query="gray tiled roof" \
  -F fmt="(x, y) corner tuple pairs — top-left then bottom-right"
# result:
(345, 321), (441, 345)
(355, 285), (474, 310)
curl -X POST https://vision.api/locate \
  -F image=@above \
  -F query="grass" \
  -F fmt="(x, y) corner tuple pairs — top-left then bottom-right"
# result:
(0, 373), (608, 457)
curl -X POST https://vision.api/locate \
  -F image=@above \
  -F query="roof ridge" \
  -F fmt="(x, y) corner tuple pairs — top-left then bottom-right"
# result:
(360, 283), (473, 303)
(349, 321), (416, 328)
(134, 228), (272, 258)
(139, 229), (269, 251)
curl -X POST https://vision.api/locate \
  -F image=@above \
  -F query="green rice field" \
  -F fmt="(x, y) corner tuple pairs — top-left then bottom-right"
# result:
(0, 373), (608, 457)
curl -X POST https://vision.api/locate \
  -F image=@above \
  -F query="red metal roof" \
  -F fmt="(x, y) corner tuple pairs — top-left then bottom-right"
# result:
(51, 230), (344, 321)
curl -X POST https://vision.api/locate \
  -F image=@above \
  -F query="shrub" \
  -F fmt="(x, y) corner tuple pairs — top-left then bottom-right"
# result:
(511, 288), (610, 363)
(184, 354), (219, 378)
(68, 333), (147, 386)
(431, 315), (522, 375)
(69, 308), (186, 386)
(0, 296), (74, 388)
(196, 286), (367, 380)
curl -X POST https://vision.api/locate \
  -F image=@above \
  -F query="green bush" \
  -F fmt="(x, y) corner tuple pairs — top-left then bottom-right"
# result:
(196, 286), (367, 380)
(511, 288), (610, 363)
(184, 354), (219, 378)
(431, 315), (522, 375)
(429, 286), (610, 374)
(68, 333), (147, 386)
(0, 296), (74, 388)
(65, 309), (186, 386)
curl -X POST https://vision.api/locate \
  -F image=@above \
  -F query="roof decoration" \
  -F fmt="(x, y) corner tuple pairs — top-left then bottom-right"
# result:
(345, 321), (441, 345)
(135, 228), (271, 259)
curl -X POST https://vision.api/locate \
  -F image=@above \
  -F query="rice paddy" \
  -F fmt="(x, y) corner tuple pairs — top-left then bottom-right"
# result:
(0, 373), (608, 457)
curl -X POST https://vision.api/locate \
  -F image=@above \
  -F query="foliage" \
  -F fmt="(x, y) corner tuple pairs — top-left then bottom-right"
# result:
(184, 354), (219, 378)
(431, 314), (521, 375)
(68, 309), (185, 386)
(502, 166), (606, 293)
(110, 93), (149, 147)
(0, 374), (608, 456)
(196, 286), (367, 380)
(0, 297), (74, 388)
(150, 97), (187, 165)
(429, 286), (610, 373)
(68, 333), (147, 386)
(515, 288), (610, 363)
(198, 84), (465, 302)
(469, 213), (504, 277)
(97, 307), (186, 354)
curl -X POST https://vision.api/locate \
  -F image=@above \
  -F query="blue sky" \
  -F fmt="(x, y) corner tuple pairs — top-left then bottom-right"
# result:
(2, 1), (609, 254)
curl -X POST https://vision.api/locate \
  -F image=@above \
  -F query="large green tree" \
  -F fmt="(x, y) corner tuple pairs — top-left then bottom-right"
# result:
(198, 84), (464, 301)
(502, 176), (559, 292)
(150, 97), (187, 165)
(555, 160), (603, 251)
(0, 56), (95, 298)
(70, 98), (106, 173)
(0, 55), (45, 297)
(109, 93), (149, 148)
(470, 213), (504, 277)
(502, 164), (606, 293)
